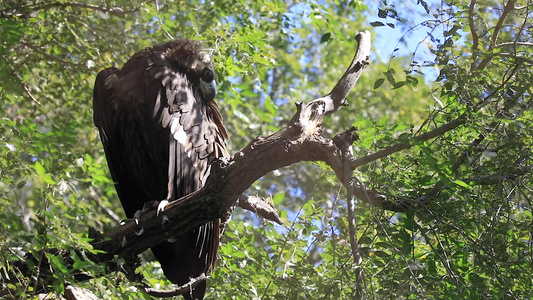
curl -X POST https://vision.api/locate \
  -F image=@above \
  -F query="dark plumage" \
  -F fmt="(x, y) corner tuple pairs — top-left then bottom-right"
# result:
(93, 38), (228, 300)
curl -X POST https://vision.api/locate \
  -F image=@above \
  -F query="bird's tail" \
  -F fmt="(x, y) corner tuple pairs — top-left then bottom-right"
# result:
(151, 219), (219, 300)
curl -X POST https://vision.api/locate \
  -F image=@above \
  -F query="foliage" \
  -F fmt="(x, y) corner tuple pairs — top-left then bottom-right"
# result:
(1, 0), (532, 299)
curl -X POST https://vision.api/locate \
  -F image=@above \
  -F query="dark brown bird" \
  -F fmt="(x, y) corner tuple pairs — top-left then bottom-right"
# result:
(93, 38), (228, 299)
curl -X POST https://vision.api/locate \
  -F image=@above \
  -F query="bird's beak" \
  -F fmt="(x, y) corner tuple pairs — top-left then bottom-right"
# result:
(199, 79), (217, 102)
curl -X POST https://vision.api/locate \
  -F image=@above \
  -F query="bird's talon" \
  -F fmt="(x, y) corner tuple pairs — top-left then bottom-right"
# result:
(133, 210), (142, 225)
(134, 226), (144, 236)
(157, 200), (169, 216)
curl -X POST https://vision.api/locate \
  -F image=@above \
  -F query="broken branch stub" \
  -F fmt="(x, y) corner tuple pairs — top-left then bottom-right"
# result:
(289, 30), (371, 138)
(326, 30), (372, 114)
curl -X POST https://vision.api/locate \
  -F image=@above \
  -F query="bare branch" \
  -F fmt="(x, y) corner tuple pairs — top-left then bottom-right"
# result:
(314, 31), (372, 115)
(490, 0), (518, 47)
(468, 0), (479, 72)
(343, 155), (363, 298)
(494, 53), (533, 65)
(62, 285), (99, 300)
(329, 31), (372, 103)
(462, 165), (533, 185)
(237, 195), (282, 224)
(392, 165), (533, 211)
(20, 42), (85, 68)
(9, 70), (42, 106)
(514, 3), (533, 9)
(494, 41), (533, 48)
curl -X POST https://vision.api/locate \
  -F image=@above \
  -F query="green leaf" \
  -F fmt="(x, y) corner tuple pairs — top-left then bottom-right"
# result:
(16, 181), (27, 189)
(444, 24), (461, 37)
(406, 75), (418, 87)
(232, 250), (247, 259)
(34, 161), (46, 176)
(384, 68), (396, 85)
(370, 21), (385, 27)
(33, 161), (56, 184)
(374, 78), (385, 89)
(264, 98), (278, 116)
(272, 192), (285, 206)
(48, 254), (68, 274)
(453, 180), (472, 189)
(320, 32), (331, 44)
(393, 81), (407, 89)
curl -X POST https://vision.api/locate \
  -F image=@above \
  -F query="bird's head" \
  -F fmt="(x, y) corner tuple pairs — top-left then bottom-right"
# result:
(189, 51), (217, 102)
(165, 39), (218, 102)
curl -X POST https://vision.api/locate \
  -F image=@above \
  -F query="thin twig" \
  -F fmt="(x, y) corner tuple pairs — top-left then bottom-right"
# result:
(10, 70), (42, 106)
(475, 0), (518, 71)
(2, 2), (140, 16)
(344, 165), (363, 298)
(20, 42), (84, 68)
(494, 41), (533, 48)
(468, 0), (479, 72)
(350, 115), (467, 168)
(140, 274), (207, 298)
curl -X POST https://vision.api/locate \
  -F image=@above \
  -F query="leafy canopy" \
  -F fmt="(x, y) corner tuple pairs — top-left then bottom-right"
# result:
(1, 0), (531, 299)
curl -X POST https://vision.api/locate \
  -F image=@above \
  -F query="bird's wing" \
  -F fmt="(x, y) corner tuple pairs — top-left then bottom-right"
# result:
(145, 48), (227, 298)
(93, 62), (169, 218)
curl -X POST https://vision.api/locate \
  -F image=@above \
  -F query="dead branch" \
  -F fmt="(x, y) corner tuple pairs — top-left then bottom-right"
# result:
(237, 195), (283, 224)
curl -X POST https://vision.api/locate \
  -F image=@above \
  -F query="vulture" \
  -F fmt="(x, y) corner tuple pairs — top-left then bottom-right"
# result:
(93, 38), (228, 300)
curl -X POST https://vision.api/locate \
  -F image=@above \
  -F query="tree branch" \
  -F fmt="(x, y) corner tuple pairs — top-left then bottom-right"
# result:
(391, 165), (533, 211)
(141, 274), (207, 298)
(9, 70), (42, 106)
(468, 0), (479, 72)
(350, 115), (468, 168)
(474, 0), (518, 71)
(237, 195), (283, 224)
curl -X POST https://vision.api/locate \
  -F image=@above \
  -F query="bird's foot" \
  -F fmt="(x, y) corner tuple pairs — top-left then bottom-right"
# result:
(119, 216), (142, 227)
(156, 200), (169, 216)
(118, 200), (170, 234)
(133, 209), (143, 225)
(136, 200), (168, 216)
(132, 210), (144, 235)
(117, 206), (152, 235)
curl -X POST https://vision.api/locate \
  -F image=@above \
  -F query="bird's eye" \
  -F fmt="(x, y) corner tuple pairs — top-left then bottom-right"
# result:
(202, 69), (213, 80)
